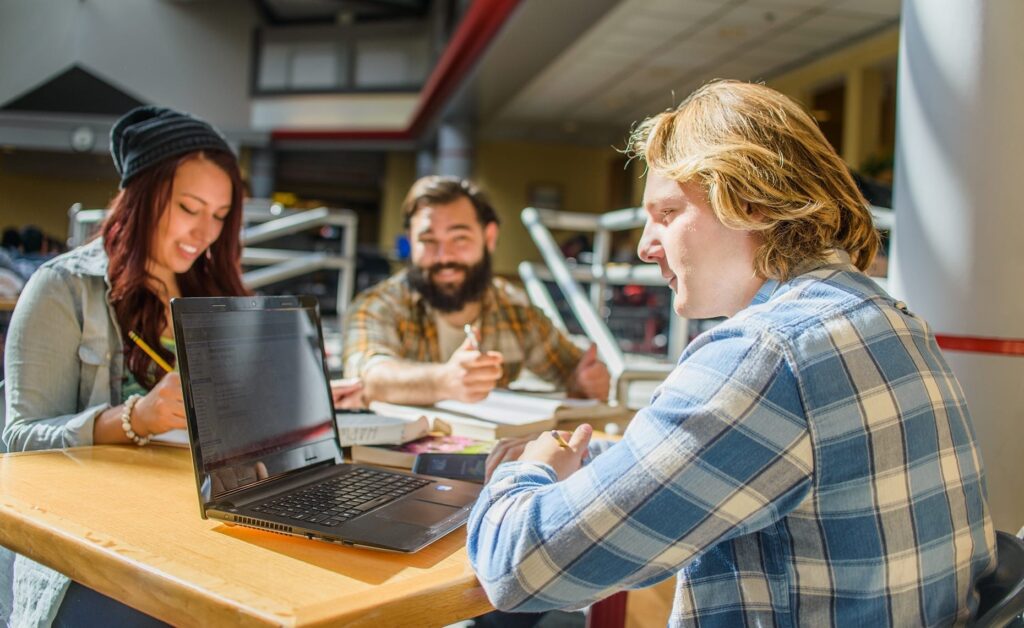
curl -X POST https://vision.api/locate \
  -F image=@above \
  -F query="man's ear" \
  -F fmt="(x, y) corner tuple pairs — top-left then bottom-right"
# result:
(745, 203), (768, 223)
(484, 222), (499, 252)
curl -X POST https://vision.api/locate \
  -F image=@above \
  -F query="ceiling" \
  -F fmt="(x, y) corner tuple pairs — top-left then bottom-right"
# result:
(476, 0), (900, 145)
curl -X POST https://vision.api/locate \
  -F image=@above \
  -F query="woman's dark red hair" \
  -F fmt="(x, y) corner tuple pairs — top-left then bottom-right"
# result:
(101, 150), (249, 389)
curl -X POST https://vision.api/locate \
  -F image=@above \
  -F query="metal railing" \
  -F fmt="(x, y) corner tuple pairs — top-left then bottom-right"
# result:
(67, 200), (359, 314)
(520, 206), (679, 406)
(519, 204), (895, 406)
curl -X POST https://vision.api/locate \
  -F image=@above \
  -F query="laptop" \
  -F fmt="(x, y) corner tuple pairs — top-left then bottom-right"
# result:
(171, 295), (481, 553)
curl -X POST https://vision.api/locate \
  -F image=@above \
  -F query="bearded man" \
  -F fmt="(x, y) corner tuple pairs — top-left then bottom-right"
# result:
(341, 176), (610, 405)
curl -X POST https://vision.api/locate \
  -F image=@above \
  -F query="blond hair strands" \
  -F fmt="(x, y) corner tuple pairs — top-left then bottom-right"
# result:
(628, 80), (879, 281)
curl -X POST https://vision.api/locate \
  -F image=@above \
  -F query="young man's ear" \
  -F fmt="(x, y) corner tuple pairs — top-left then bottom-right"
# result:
(484, 222), (499, 252)
(745, 203), (768, 223)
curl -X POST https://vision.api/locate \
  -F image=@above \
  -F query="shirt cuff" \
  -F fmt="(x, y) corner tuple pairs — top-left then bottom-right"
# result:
(490, 459), (559, 486)
(357, 353), (398, 377)
(63, 403), (108, 447)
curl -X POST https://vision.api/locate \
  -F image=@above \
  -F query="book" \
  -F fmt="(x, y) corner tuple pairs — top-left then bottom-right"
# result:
(435, 390), (581, 425)
(368, 399), (554, 440)
(350, 434), (494, 469)
(370, 390), (633, 440)
(335, 411), (431, 446)
(151, 428), (189, 447)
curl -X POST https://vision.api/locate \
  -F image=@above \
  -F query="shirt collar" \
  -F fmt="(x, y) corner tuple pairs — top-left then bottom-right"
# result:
(747, 248), (851, 308)
(74, 238), (110, 278)
(750, 278), (779, 307)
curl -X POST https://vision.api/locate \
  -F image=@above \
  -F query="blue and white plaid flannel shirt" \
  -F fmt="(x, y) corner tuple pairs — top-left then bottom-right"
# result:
(468, 254), (995, 627)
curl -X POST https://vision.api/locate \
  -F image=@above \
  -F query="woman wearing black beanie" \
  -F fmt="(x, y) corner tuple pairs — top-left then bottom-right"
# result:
(2, 106), (249, 626)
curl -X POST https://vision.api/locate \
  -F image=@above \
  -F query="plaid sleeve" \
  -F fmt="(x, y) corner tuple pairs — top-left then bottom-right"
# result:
(341, 288), (405, 378)
(518, 304), (582, 388)
(467, 330), (815, 612)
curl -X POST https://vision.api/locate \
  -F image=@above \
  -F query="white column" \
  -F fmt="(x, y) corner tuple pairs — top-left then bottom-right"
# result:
(891, 0), (1024, 531)
(248, 147), (275, 199)
(416, 145), (436, 178)
(436, 120), (473, 179)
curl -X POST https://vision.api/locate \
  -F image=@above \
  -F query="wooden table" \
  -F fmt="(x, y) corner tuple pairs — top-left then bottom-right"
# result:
(0, 445), (493, 627)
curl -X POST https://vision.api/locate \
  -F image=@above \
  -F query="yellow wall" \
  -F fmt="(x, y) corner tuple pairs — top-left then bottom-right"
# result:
(378, 151), (416, 255)
(476, 141), (621, 275)
(0, 157), (118, 241)
(767, 27), (898, 104)
(768, 26), (899, 169)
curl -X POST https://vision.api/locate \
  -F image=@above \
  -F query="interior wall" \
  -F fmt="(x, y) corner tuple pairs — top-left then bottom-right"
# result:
(767, 26), (899, 105)
(0, 0), (257, 128)
(475, 140), (621, 276)
(378, 151), (416, 256)
(767, 26), (899, 170)
(0, 153), (117, 240)
(0, 0), (78, 107)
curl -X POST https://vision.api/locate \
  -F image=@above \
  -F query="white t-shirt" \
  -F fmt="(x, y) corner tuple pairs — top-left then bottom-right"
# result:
(434, 313), (478, 362)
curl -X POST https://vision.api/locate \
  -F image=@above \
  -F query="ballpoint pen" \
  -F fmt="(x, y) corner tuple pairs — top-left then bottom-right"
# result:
(463, 324), (480, 351)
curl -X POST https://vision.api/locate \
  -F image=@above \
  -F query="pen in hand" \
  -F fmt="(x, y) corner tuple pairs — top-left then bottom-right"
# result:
(463, 324), (480, 351)
(128, 331), (174, 373)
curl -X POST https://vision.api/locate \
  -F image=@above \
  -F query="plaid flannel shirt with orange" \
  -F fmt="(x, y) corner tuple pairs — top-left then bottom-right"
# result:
(342, 270), (582, 389)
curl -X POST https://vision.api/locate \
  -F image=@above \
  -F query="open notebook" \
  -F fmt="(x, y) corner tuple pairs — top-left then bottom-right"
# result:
(435, 390), (596, 424)
(370, 390), (630, 440)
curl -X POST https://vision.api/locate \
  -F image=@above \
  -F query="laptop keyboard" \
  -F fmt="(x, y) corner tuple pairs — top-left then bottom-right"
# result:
(251, 468), (431, 527)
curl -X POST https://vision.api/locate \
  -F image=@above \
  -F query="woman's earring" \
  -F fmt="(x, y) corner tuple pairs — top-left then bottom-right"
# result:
(205, 247), (213, 261)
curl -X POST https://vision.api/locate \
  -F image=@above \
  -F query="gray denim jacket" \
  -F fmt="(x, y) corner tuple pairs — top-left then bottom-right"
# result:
(1, 238), (124, 626)
(3, 238), (124, 451)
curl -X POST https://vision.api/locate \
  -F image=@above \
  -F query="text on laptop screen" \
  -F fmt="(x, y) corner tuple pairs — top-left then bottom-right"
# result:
(177, 306), (336, 482)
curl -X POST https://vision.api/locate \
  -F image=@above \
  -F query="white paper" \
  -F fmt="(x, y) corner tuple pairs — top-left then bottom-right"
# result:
(435, 390), (566, 425)
(558, 398), (599, 408)
(150, 428), (189, 446)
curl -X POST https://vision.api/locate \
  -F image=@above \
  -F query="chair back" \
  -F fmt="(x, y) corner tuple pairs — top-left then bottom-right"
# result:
(973, 531), (1024, 627)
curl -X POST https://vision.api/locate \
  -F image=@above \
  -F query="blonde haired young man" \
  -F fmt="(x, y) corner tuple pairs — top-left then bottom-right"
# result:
(468, 81), (995, 626)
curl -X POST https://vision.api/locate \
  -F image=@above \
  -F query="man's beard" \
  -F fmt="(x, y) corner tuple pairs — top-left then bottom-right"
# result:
(408, 249), (492, 313)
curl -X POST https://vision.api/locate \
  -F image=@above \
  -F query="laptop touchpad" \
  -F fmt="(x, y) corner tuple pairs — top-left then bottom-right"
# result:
(373, 499), (461, 527)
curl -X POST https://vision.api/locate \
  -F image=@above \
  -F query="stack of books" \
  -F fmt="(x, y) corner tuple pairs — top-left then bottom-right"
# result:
(335, 410), (493, 470)
(334, 390), (633, 470)
(349, 434), (493, 469)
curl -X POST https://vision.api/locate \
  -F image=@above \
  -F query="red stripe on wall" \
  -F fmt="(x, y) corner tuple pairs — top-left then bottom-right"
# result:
(935, 334), (1024, 356)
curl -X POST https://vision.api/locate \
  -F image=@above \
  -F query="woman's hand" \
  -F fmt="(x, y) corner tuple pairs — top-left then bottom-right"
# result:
(131, 372), (187, 436)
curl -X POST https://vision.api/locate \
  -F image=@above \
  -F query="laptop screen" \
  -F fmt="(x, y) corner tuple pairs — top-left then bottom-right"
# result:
(173, 297), (341, 506)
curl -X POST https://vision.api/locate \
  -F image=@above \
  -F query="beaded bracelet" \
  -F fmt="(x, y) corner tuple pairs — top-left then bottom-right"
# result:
(120, 394), (150, 446)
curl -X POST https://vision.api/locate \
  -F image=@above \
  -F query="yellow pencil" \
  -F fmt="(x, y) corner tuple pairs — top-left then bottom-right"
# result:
(549, 429), (571, 450)
(128, 331), (173, 373)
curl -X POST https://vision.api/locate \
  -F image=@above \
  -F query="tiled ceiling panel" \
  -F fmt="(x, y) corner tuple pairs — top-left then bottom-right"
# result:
(490, 0), (899, 131)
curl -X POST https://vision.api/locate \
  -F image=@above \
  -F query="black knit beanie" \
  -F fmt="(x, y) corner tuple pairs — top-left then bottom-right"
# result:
(109, 106), (234, 188)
